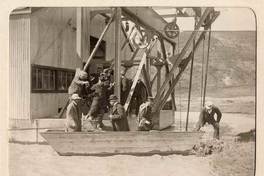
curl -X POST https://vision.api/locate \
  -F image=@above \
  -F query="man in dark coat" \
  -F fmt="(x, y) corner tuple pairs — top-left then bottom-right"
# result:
(109, 95), (129, 131)
(195, 101), (222, 139)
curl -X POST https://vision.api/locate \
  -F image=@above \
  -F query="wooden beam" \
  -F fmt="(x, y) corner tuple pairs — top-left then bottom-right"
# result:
(121, 7), (176, 46)
(114, 8), (122, 101)
(150, 72), (158, 87)
(156, 30), (207, 111)
(90, 9), (112, 19)
(142, 66), (152, 96)
(202, 26), (212, 106)
(124, 54), (146, 111)
(160, 38), (177, 111)
(152, 7), (213, 111)
(156, 66), (162, 98)
(160, 14), (195, 18)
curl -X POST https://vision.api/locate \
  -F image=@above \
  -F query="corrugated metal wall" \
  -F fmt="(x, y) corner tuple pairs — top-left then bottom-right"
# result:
(9, 14), (31, 120)
(30, 8), (83, 118)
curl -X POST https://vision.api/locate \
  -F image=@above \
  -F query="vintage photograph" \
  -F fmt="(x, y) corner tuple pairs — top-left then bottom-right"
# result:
(8, 7), (255, 176)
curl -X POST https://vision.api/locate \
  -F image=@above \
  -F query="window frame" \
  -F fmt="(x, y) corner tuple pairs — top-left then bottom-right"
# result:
(31, 64), (75, 93)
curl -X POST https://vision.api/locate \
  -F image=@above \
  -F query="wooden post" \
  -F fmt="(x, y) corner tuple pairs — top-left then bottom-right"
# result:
(202, 26), (212, 106)
(156, 65), (162, 98)
(185, 18), (197, 131)
(114, 8), (122, 101)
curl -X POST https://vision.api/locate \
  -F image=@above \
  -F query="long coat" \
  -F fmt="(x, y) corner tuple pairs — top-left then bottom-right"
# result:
(110, 103), (129, 131)
(65, 100), (82, 132)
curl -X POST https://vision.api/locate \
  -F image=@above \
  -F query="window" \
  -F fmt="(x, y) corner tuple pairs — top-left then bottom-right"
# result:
(31, 65), (75, 93)
(90, 36), (106, 59)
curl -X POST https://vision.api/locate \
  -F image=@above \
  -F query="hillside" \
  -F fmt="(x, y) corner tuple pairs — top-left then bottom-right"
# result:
(174, 31), (256, 91)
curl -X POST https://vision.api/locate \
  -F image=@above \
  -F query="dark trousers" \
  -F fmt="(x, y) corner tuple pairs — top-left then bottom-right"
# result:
(195, 117), (220, 139)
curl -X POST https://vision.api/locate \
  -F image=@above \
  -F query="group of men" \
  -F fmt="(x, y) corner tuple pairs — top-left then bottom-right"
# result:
(65, 68), (154, 132)
(65, 67), (223, 139)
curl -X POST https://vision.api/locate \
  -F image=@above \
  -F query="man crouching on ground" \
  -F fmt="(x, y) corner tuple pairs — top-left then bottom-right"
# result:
(65, 94), (83, 132)
(195, 101), (222, 139)
(109, 94), (129, 131)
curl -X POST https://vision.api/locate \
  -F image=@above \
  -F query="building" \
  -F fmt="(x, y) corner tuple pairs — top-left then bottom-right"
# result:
(9, 7), (175, 129)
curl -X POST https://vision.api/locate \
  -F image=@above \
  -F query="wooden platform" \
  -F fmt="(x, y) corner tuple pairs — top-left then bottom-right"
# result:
(40, 130), (204, 156)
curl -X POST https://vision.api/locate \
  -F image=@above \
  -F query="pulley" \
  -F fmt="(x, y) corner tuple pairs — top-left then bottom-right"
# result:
(164, 15), (180, 39)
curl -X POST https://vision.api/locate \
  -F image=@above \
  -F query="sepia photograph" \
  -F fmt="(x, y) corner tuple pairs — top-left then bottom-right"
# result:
(8, 6), (256, 176)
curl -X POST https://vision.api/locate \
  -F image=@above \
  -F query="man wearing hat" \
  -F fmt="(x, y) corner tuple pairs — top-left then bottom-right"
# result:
(137, 96), (154, 131)
(195, 101), (222, 139)
(109, 94), (129, 131)
(68, 68), (89, 96)
(65, 94), (83, 132)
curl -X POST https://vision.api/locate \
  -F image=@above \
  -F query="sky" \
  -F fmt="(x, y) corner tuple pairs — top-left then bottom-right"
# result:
(154, 7), (256, 31)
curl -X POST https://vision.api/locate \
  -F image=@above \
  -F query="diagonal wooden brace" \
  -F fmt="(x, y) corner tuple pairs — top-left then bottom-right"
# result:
(156, 30), (207, 112)
(152, 7), (213, 110)
(142, 66), (152, 96)
(124, 53), (147, 111)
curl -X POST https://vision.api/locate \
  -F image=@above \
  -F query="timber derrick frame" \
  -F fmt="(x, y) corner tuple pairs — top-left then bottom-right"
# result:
(61, 7), (219, 130)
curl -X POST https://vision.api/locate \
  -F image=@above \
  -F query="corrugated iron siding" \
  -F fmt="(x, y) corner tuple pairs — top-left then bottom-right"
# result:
(9, 14), (31, 120)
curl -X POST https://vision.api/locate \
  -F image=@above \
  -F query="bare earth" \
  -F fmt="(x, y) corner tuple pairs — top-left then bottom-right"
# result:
(9, 111), (255, 176)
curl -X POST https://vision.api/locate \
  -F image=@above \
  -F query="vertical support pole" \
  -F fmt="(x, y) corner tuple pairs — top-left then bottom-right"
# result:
(185, 19), (197, 131)
(76, 7), (90, 61)
(156, 66), (161, 98)
(200, 36), (205, 109)
(35, 119), (39, 143)
(202, 26), (212, 106)
(114, 8), (122, 101)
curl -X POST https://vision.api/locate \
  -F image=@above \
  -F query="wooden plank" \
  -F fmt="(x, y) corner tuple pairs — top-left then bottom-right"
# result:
(152, 8), (213, 111)
(41, 130), (204, 156)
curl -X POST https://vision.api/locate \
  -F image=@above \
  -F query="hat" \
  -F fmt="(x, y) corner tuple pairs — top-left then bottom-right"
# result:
(109, 94), (118, 101)
(205, 101), (213, 110)
(78, 70), (88, 80)
(121, 70), (125, 76)
(71, 94), (82, 100)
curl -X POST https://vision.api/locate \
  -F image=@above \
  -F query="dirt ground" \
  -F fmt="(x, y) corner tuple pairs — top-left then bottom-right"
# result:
(9, 111), (255, 176)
